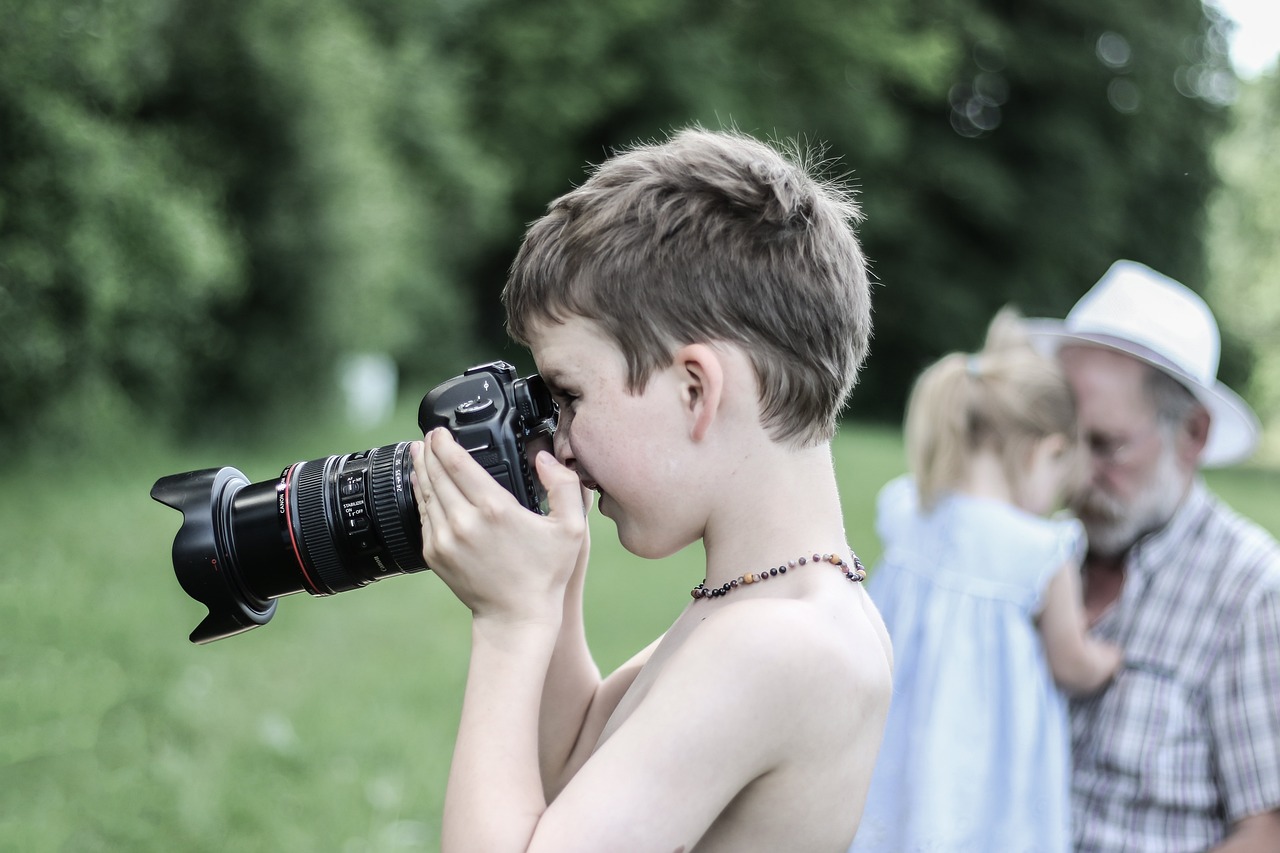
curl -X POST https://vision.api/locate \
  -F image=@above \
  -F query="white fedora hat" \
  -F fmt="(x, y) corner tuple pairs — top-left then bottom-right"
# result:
(1026, 259), (1260, 468)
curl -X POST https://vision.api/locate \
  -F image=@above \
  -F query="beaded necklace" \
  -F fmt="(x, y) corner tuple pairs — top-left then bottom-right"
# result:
(690, 552), (867, 600)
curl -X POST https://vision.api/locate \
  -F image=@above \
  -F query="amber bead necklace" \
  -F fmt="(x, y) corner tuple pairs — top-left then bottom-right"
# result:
(690, 552), (867, 600)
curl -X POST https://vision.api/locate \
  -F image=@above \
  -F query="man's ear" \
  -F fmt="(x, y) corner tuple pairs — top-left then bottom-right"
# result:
(672, 343), (724, 441)
(1179, 405), (1211, 469)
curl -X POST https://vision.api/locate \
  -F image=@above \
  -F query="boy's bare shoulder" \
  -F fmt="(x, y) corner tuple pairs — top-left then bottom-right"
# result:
(670, 593), (892, 716)
(557, 591), (890, 853)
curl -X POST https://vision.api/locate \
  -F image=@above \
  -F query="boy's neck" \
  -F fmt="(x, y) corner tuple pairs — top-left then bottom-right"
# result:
(699, 440), (849, 587)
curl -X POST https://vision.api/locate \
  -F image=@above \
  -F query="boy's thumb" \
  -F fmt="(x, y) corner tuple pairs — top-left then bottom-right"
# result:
(535, 451), (585, 519)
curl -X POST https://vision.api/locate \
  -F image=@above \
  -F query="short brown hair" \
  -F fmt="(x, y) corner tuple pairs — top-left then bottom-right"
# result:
(503, 127), (872, 446)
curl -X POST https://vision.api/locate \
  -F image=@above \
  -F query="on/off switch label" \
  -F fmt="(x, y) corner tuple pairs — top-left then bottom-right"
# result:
(342, 499), (369, 533)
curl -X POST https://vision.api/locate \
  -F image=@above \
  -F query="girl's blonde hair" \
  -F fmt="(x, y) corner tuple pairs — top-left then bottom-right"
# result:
(905, 306), (1082, 510)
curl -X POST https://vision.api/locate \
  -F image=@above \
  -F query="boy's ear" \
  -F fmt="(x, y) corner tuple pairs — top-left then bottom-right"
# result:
(672, 343), (723, 441)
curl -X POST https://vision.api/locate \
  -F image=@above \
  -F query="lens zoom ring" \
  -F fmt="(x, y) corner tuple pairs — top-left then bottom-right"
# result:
(294, 460), (351, 594)
(371, 443), (423, 572)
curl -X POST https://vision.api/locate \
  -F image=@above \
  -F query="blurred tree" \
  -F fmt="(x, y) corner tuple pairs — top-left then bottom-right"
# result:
(140, 0), (505, 428)
(434, 0), (1236, 418)
(849, 0), (1236, 417)
(1208, 69), (1280, 426)
(443, 0), (967, 371)
(0, 0), (1242, 449)
(0, 0), (245, 444)
(0, 0), (507, 446)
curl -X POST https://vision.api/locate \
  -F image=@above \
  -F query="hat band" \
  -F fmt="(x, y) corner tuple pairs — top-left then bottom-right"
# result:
(1066, 331), (1213, 388)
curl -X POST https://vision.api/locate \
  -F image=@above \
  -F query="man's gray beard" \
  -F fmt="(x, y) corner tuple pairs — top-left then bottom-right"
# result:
(1072, 441), (1187, 559)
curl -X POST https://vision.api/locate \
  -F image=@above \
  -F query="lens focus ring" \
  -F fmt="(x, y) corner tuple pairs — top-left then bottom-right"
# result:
(370, 443), (424, 573)
(294, 458), (356, 594)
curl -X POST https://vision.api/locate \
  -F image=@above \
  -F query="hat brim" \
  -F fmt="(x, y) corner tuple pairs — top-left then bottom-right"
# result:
(1025, 319), (1261, 468)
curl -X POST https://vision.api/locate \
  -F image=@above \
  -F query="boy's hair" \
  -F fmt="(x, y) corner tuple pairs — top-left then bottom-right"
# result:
(502, 126), (872, 446)
(905, 307), (1083, 510)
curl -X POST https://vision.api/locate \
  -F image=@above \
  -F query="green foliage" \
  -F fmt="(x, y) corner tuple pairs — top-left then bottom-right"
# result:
(139, 0), (500, 428)
(0, 0), (500, 448)
(0, 0), (1245, 448)
(0, 0), (245, 443)
(850, 0), (1235, 416)
(446, 0), (970, 348)
(1208, 70), (1280, 427)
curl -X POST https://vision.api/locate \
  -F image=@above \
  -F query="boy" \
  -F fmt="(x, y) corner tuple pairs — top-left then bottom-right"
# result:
(410, 127), (892, 852)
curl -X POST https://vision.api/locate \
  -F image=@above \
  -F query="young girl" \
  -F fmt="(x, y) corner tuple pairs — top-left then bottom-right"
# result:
(851, 308), (1123, 853)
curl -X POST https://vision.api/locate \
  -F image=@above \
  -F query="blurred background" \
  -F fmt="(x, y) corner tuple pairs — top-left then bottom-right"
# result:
(2, 0), (1277, 850)
(3, 0), (1278, 452)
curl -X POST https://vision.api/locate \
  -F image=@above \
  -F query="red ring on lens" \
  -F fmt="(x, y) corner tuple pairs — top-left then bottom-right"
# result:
(282, 461), (325, 595)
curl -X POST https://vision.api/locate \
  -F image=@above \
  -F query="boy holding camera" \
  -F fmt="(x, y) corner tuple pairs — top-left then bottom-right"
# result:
(410, 127), (891, 852)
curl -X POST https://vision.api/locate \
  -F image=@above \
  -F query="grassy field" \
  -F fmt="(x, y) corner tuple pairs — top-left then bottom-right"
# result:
(3, 405), (1277, 852)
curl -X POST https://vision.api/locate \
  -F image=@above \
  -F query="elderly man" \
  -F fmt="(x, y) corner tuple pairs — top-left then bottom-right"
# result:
(1030, 260), (1280, 853)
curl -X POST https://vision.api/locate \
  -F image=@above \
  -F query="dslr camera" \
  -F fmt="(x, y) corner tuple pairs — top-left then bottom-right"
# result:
(151, 361), (556, 644)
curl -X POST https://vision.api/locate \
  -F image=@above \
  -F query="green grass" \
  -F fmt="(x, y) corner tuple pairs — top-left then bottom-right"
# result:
(3, 407), (1277, 852)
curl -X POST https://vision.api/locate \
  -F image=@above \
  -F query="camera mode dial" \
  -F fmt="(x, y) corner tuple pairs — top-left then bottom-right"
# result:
(454, 396), (496, 424)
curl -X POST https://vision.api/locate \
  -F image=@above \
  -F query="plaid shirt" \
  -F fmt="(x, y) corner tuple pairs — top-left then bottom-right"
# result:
(1070, 480), (1280, 852)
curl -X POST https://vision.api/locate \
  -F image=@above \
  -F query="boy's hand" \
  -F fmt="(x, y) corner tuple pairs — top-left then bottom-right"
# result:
(410, 428), (586, 624)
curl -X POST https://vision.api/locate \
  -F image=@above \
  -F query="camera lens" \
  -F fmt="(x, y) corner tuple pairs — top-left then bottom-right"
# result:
(152, 361), (557, 644)
(151, 442), (426, 643)
(226, 441), (427, 600)
(280, 441), (425, 595)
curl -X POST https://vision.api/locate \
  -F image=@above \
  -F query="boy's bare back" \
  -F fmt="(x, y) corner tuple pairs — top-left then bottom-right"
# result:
(579, 576), (893, 851)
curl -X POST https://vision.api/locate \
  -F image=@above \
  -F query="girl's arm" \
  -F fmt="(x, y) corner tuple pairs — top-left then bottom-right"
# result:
(1037, 560), (1124, 695)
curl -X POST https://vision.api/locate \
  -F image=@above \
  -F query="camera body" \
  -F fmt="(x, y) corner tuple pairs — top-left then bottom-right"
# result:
(418, 361), (553, 515)
(150, 361), (555, 644)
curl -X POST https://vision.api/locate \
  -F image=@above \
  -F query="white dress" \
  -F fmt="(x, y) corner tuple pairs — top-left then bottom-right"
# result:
(851, 476), (1084, 853)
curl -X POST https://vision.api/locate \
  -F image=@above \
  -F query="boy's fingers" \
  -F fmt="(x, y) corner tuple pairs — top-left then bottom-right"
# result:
(421, 431), (469, 521)
(428, 428), (520, 510)
(410, 441), (428, 508)
(410, 440), (444, 535)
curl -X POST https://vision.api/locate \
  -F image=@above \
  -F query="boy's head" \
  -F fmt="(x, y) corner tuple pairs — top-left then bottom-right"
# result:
(502, 127), (872, 446)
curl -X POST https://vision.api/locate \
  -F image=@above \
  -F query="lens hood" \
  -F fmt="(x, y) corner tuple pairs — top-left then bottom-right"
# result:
(151, 467), (278, 644)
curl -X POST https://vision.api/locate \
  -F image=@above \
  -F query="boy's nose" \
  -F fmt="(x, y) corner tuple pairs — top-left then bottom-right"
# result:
(553, 428), (575, 470)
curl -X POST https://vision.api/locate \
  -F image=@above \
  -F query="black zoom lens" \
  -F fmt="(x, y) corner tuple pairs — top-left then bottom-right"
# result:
(151, 442), (424, 644)
(152, 360), (556, 645)
(281, 443), (424, 596)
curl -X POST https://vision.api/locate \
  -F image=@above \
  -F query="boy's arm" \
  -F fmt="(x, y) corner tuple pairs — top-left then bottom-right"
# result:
(411, 431), (587, 851)
(448, 616), (561, 851)
(537, 523), (659, 799)
(462, 558), (659, 847)
(537, 527), (600, 796)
